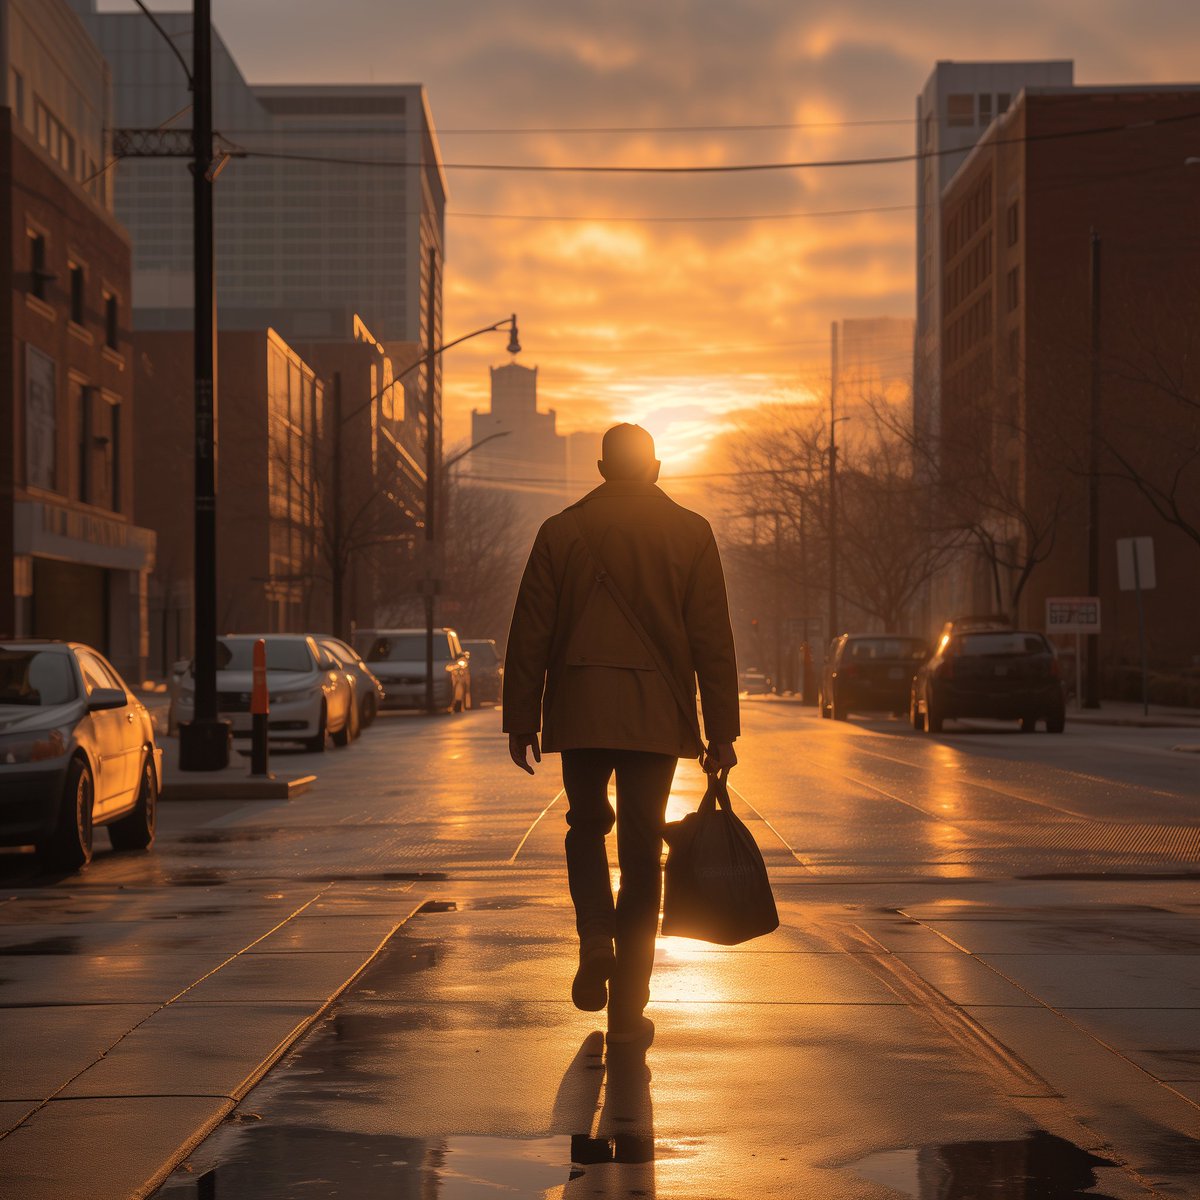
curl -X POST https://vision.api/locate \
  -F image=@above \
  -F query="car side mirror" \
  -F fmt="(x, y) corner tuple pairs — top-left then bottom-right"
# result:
(88, 687), (128, 711)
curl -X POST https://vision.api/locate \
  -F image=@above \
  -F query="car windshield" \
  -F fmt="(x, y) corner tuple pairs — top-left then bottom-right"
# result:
(366, 635), (451, 663)
(465, 642), (499, 666)
(0, 649), (78, 706)
(956, 632), (1048, 657)
(216, 639), (314, 672)
(848, 638), (927, 661)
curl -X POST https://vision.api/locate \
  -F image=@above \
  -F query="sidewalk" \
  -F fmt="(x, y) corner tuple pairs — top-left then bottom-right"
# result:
(0, 876), (432, 1200)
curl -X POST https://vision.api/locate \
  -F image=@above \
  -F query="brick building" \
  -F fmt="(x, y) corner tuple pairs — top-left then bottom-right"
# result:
(134, 329), (323, 672)
(0, 0), (154, 679)
(938, 86), (1200, 672)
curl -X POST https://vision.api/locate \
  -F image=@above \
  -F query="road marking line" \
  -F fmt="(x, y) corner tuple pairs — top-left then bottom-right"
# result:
(726, 781), (817, 874)
(509, 788), (566, 863)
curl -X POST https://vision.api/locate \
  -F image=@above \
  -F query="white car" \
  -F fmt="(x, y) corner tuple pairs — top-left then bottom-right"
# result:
(0, 641), (161, 871)
(175, 635), (356, 752)
(314, 635), (385, 728)
(354, 628), (471, 712)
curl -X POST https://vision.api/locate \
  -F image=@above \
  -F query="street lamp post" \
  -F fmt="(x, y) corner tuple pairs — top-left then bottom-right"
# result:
(178, 0), (231, 770)
(408, 314), (520, 714)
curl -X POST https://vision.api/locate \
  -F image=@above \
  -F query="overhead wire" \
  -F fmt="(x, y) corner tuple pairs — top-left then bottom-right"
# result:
(226, 108), (1200, 175)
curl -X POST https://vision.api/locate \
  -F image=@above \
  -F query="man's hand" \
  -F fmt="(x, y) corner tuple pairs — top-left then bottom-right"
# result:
(509, 732), (542, 775)
(702, 740), (737, 775)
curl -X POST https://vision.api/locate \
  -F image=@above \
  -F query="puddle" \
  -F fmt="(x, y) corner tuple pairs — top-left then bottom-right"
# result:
(0, 935), (83, 955)
(849, 1131), (1117, 1198)
(175, 830), (273, 846)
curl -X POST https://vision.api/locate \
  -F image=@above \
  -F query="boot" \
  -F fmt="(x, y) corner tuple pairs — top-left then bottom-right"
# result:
(572, 938), (616, 1012)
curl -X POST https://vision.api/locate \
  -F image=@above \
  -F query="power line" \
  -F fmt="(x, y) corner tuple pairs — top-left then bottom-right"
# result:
(448, 203), (916, 224)
(229, 108), (1200, 175)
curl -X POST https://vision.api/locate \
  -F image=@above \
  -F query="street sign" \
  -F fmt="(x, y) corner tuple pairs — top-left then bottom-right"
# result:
(1117, 537), (1156, 591)
(1046, 596), (1101, 635)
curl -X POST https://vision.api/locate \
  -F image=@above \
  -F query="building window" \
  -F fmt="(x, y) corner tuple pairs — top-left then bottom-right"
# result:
(69, 263), (85, 324)
(998, 93), (1011, 114)
(78, 385), (92, 503)
(979, 93), (993, 125)
(26, 346), (57, 491)
(110, 399), (121, 513)
(947, 94), (974, 127)
(1006, 266), (1020, 312)
(11, 69), (23, 123)
(104, 293), (119, 349)
(1006, 200), (1019, 246)
(29, 232), (48, 300)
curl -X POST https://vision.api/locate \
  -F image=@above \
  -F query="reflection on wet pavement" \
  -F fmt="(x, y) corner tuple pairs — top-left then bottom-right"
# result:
(850, 1130), (1117, 1199)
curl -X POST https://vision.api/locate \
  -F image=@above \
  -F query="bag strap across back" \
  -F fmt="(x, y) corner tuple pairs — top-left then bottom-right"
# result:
(569, 508), (704, 756)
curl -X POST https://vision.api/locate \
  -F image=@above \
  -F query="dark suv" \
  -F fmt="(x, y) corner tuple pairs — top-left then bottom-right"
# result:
(910, 629), (1066, 733)
(819, 634), (929, 721)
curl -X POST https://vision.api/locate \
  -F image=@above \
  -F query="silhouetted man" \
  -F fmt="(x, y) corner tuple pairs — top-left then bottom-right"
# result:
(504, 423), (739, 1047)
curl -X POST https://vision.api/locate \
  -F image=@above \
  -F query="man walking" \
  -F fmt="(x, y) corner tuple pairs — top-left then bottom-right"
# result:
(503, 423), (739, 1047)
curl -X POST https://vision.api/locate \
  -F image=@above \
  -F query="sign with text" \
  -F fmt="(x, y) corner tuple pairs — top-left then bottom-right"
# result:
(1046, 596), (1101, 635)
(1116, 537), (1156, 592)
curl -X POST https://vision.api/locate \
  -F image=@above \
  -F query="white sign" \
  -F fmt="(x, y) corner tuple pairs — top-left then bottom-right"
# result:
(1116, 537), (1156, 592)
(1046, 596), (1101, 635)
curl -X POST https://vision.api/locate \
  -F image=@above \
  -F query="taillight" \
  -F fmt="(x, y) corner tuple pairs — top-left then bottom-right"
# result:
(843, 664), (860, 678)
(1050, 657), (1061, 679)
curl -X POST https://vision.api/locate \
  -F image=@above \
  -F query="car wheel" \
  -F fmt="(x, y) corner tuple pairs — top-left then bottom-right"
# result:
(1020, 715), (1037, 733)
(832, 690), (849, 721)
(925, 689), (944, 733)
(305, 704), (328, 753)
(38, 757), (94, 871)
(109, 756), (158, 851)
(360, 692), (377, 728)
(1046, 710), (1066, 734)
(910, 692), (926, 732)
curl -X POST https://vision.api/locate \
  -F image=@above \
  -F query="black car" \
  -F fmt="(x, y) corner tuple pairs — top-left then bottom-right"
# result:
(0, 641), (161, 870)
(462, 639), (503, 705)
(910, 629), (1066, 733)
(819, 634), (929, 720)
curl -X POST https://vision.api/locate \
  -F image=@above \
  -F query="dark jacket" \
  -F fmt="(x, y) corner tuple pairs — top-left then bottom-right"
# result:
(503, 480), (740, 757)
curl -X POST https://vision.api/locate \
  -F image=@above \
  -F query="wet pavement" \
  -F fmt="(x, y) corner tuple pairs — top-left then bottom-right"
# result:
(1, 704), (1197, 1197)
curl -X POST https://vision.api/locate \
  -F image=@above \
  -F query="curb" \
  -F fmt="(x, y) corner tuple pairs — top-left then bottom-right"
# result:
(162, 773), (317, 802)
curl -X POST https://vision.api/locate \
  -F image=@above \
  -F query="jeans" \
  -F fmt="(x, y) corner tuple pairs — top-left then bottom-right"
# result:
(561, 748), (678, 1016)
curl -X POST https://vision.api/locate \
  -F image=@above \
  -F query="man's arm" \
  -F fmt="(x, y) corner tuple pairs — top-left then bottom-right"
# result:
(683, 523), (740, 759)
(502, 523), (557, 769)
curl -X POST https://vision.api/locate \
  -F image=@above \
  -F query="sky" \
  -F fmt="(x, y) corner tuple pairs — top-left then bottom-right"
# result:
(101, 1), (1200, 469)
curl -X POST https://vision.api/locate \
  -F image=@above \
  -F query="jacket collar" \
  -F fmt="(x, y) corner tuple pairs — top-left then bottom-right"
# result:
(577, 480), (665, 503)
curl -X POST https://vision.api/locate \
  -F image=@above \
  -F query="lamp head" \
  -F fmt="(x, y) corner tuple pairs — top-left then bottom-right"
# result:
(506, 314), (521, 355)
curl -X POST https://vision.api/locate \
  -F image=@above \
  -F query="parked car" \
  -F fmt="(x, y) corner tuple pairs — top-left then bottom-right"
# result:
(910, 629), (1066, 733)
(738, 670), (772, 695)
(0, 640), (161, 871)
(175, 634), (357, 751)
(315, 635), (385, 728)
(357, 628), (471, 712)
(462, 639), (503, 705)
(819, 634), (929, 720)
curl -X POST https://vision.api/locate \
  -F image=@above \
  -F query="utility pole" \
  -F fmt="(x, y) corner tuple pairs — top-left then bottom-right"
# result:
(178, 0), (229, 769)
(772, 510), (783, 693)
(1084, 230), (1102, 709)
(828, 320), (840, 641)
(423, 249), (440, 715)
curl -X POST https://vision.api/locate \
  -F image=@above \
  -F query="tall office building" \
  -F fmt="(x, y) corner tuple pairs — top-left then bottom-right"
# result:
(914, 61), (1073, 449)
(67, 2), (446, 416)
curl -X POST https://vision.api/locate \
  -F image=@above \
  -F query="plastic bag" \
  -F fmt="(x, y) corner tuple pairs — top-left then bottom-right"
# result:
(661, 771), (779, 945)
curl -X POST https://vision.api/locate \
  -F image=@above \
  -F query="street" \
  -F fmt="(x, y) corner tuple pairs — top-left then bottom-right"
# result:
(0, 703), (1196, 1198)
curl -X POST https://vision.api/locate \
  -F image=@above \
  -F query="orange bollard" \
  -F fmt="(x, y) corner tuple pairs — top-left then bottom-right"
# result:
(250, 637), (271, 776)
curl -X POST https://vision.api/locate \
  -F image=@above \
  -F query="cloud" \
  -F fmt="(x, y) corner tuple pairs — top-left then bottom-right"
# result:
(102, 0), (1200, 457)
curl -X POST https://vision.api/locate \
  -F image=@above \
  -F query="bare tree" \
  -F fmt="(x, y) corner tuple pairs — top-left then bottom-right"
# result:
(440, 475), (526, 642)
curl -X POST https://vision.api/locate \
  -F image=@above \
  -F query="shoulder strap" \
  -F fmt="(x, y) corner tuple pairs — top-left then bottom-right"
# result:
(570, 509), (704, 755)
